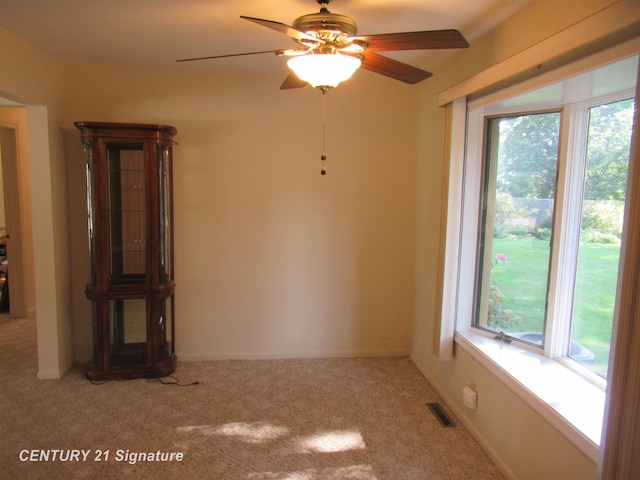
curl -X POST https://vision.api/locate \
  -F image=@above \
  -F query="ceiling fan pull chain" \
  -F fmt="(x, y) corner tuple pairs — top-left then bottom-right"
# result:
(320, 87), (328, 175)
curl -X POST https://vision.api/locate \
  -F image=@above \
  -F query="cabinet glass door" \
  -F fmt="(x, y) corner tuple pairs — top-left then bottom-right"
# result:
(157, 295), (174, 362)
(107, 144), (146, 284)
(158, 145), (172, 283)
(85, 151), (96, 285)
(109, 298), (148, 365)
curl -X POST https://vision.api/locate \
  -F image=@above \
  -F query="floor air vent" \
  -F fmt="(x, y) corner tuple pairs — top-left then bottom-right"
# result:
(426, 402), (456, 428)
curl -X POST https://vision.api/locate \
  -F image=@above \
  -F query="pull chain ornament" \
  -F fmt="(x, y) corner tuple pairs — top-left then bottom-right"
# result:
(320, 87), (328, 175)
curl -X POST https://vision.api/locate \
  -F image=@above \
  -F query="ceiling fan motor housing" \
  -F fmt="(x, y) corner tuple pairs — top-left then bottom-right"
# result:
(293, 12), (358, 48)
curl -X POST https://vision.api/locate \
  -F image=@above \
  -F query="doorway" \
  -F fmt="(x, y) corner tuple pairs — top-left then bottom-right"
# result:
(0, 130), (9, 312)
(0, 107), (36, 318)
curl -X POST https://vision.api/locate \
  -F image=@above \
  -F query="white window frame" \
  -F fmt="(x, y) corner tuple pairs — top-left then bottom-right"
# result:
(552, 92), (635, 368)
(471, 90), (635, 379)
(440, 45), (639, 462)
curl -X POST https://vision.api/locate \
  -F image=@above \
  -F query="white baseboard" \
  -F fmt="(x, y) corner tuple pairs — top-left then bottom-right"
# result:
(177, 349), (410, 362)
(37, 369), (63, 380)
(37, 361), (73, 380)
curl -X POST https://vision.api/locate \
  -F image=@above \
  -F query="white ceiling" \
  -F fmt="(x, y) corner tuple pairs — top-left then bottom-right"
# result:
(0, 0), (534, 73)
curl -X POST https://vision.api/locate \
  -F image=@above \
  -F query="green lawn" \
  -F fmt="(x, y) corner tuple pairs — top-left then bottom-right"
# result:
(489, 238), (551, 332)
(488, 237), (619, 377)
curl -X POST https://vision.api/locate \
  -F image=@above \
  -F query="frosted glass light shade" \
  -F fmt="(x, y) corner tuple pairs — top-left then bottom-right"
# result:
(287, 53), (361, 88)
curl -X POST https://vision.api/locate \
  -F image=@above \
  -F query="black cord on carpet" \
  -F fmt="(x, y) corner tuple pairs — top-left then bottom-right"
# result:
(147, 375), (200, 387)
(83, 370), (200, 387)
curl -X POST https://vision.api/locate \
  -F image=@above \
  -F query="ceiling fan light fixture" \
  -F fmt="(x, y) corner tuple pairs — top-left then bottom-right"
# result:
(287, 53), (361, 88)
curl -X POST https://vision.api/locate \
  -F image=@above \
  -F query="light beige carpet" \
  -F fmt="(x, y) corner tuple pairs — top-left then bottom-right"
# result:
(0, 315), (504, 479)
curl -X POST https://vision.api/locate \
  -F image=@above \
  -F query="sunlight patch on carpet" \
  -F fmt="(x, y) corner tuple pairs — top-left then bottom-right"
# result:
(176, 421), (290, 444)
(247, 464), (377, 479)
(293, 430), (366, 453)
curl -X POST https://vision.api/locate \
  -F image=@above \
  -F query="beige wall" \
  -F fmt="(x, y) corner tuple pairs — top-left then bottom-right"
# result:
(0, 27), (73, 379)
(61, 63), (418, 362)
(411, 1), (632, 480)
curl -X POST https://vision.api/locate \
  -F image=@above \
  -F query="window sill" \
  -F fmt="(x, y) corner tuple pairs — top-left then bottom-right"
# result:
(455, 328), (603, 462)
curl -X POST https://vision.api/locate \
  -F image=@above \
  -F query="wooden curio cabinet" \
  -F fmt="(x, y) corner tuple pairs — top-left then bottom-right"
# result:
(75, 122), (177, 381)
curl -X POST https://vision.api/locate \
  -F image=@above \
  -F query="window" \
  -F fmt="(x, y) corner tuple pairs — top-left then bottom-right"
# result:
(476, 111), (560, 345)
(447, 53), (638, 452)
(569, 98), (634, 378)
(474, 94), (635, 382)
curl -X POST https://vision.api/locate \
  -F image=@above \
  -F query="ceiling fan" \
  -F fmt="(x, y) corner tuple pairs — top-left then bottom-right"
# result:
(177, 0), (470, 90)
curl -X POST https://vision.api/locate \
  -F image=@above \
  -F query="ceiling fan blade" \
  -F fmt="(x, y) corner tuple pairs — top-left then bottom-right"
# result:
(240, 16), (323, 44)
(361, 52), (432, 84)
(280, 72), (308, 90)
(176, 49), (285, 62)
(359, 29), (469, 52)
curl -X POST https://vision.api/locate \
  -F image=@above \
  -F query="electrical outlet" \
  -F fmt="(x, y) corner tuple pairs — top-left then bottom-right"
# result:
(463, 386), (478, 410)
